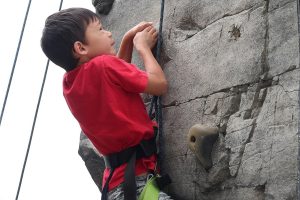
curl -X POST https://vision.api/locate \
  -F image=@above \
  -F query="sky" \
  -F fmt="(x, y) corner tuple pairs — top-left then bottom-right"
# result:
(0, 0), (101, 199)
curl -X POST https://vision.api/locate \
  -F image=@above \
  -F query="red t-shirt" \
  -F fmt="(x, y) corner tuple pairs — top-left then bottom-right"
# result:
(63, 55), (157, 191)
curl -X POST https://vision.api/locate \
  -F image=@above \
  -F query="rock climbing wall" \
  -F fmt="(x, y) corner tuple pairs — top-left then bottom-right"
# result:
(79, 0), (300, 199)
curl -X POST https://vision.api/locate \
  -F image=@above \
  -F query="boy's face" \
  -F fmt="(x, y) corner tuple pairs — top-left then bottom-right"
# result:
(84, 19), (116, 58)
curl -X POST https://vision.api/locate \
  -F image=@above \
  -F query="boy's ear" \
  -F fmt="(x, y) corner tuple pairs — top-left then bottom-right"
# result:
(73, 41), (88, 56)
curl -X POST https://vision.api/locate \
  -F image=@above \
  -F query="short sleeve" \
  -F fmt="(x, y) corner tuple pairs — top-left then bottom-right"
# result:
(102, 55), (148, 93)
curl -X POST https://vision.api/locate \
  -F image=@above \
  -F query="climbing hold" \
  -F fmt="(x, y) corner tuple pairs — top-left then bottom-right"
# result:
(92, 0), (115, 15)
(187, 124), (219, 170)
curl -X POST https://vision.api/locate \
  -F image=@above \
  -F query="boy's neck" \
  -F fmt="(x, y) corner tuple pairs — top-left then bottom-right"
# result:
(77, 56), (91, 66)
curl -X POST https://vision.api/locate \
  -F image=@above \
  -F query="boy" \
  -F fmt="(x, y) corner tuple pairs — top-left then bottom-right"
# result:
(41, 8), (171, 200)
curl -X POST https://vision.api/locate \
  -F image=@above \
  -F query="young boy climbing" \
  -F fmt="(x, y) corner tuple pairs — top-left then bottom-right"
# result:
(41, 7), (172, 200)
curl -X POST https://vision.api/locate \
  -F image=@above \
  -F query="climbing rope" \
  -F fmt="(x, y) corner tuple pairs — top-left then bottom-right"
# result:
(148, 0), (165, 167)
(297, 0), (300, 198)
(0, 0), (32, 126)
(15, 1), (64, 199)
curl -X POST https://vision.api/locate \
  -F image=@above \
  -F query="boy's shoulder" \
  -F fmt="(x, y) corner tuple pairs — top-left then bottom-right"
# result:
(88, 54), (130, 72)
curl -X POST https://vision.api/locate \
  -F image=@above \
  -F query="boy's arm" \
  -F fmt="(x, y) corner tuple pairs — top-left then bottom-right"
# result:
(138, 48), (168, 95)
(117, 22), (153, 63)
(134, 26), (167, 96)
(117, 33), (134, 63)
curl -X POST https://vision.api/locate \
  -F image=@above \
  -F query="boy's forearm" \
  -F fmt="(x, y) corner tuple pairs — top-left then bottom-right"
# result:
(138, 48), (162, 75)
(117, 33), (134, 63)
(138, 47), (168, 95)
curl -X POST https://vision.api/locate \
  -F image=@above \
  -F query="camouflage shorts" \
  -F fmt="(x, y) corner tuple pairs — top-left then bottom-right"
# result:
(107, 174), (173, 200)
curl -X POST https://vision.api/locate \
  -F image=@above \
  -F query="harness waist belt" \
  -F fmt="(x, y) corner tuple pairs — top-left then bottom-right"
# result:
(101, 134), (157, 200)
(103, 137), (157, 169)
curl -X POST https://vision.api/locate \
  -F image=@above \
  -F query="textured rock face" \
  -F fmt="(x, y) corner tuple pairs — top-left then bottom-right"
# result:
(78, 132), (105, 191)
(79, 0), (300, 199)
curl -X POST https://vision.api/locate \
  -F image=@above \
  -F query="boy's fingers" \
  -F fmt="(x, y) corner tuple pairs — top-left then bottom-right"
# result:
(143, 24), (153, 30)
(149, 27), (157, 34)
(144, 26), (152, 32)
(132, 22), (153, 33)
(143, 21), (153, 26)
(140, 22), (153, 29)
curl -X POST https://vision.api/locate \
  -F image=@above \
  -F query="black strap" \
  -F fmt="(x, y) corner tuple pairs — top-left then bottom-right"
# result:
(101, 136), (157, 200)
(123, 151), (137, 200)
(103, 137), (157, 169)
(101, 168), (115, 200)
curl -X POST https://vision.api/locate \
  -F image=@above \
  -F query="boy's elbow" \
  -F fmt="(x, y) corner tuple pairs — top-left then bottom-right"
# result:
(154, 80), (168, 96)
(160, 80), (168, 95)
(145, 76), (168, 96)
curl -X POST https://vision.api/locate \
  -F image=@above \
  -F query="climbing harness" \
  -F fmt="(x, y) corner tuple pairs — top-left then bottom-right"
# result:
(101, 129), (171, 200)
(14, 1), (64, 200)
(102, 133), (158, 200)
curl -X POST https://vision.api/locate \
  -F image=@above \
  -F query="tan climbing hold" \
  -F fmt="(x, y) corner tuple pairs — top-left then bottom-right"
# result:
(187, 124), (219, 169)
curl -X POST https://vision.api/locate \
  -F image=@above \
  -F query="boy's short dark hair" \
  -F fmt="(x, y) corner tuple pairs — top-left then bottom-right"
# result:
(41, 8), (101, 71)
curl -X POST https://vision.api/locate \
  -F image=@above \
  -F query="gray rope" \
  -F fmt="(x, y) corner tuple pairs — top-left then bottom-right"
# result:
(15, 1), (64, 199)
(148, 0), (165, 167)
(297, 0), (300, 198)
(0, 0), (32, 126)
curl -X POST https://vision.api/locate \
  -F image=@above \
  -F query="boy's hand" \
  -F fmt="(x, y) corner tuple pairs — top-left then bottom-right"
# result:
(133, 26), (158, 51)
(134, 25), (167, 95)
(126, 22), (154, 38)
(118, 22), (154, 63)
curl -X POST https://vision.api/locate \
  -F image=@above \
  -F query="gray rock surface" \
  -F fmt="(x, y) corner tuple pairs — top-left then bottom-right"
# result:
(79, 0), (300, 199)
(78, 132), (105, 191)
